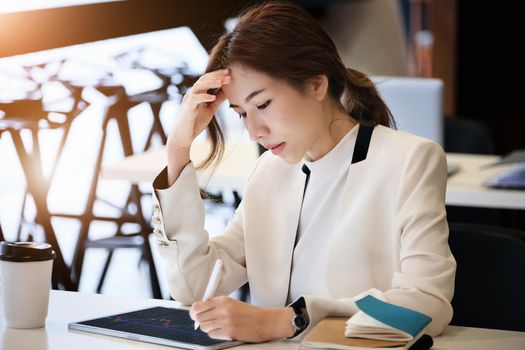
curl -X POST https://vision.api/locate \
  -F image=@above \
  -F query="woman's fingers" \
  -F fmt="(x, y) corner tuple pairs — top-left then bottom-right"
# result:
(191, 300), (213, 314)
(208, 332), (233, 341)
(191, 299), (217, 322)
(193, 297), (241, 339)
(192, 298), (223, 326)
(207, 89), (227, 110)
(204, 319), (233, 341)
(198, 316), (222, 333)
(192, 79), (224, 94)
(186, 93), (217, 109)
(181, 69), (230, 111)
(183, 88), (227, 113)
(198, 310), (233, 338)
(167, 69), (230, 152)
(191, 69), (231, 94)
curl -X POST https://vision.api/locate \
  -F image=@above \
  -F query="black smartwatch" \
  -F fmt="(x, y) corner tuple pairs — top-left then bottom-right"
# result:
(289, 298), (310, 337)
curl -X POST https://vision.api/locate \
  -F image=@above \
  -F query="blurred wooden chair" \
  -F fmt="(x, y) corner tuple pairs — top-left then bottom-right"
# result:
(69, 53), (198, 298)
(0, 81), (86, 290)
(66, 81), (163, 298)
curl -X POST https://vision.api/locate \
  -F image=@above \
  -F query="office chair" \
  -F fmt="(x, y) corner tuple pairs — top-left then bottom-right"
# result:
(444, 117), (502, 226)
(444, 117), (494, 154)
(448, 223), (525, 331)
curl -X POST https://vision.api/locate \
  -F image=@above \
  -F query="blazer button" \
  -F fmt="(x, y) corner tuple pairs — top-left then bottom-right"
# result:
(152, 203), (160, 212)
(152, 216), (161, 225)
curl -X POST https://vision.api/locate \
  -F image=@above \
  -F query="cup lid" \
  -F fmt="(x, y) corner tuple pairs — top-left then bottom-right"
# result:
(0, 241), (56, 262)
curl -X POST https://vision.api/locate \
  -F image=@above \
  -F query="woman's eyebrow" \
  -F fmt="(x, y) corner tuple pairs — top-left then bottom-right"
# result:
(229, 88), (265, 108)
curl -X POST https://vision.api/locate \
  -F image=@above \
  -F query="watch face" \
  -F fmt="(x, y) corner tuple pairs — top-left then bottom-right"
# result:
(293, 314), (308, 330)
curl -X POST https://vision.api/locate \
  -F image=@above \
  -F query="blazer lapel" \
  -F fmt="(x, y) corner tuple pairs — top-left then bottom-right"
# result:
(244, 160), (307, 307)
(269, 125), (374, 307)
(273, 166), (307, 306)
(334, 124), (376, 235)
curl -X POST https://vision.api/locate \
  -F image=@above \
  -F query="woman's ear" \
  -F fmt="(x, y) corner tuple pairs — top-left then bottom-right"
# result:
(307, 74), (329, 102)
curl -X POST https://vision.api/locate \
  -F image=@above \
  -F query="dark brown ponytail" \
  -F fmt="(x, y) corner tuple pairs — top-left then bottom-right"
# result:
(342, 68), (395, 128)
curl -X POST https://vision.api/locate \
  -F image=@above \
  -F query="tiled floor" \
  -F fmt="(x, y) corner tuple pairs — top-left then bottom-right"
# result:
(0, 95), (242, 300)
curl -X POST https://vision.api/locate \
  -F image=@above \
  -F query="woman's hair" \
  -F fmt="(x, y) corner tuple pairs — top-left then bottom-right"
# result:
(200, 1), (394, 169)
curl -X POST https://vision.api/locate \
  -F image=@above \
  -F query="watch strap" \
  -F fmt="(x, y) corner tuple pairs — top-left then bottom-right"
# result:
(288, 297), (310, 338)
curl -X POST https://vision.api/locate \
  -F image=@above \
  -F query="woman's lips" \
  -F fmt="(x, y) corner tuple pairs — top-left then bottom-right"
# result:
(268, 142), (285, 155)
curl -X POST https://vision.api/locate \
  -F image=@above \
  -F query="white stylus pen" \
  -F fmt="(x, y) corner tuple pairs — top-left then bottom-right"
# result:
(194, 259), (223, 330)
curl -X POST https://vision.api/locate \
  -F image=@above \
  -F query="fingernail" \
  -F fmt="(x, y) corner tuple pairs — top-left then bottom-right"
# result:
(216, 336), (233, 341)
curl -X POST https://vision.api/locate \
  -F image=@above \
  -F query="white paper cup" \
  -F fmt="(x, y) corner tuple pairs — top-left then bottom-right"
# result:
(0, 242), (56, 329)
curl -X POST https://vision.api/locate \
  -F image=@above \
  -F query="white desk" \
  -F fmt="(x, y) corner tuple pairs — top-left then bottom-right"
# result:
(102, 148), (525, 210)
(1, 290), (524, 350)
(446, 153), (525, 210)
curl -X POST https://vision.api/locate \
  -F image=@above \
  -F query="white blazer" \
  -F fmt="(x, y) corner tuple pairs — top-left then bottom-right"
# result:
(152, 125), (456, 338)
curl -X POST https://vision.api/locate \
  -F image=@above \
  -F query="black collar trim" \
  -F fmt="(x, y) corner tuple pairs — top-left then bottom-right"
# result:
(301, 123), (374, 178)
(351, 124), (374, 164)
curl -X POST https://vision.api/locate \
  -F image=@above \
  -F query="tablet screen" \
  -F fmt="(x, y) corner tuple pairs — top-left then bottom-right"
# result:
(69, 306), (242, 350)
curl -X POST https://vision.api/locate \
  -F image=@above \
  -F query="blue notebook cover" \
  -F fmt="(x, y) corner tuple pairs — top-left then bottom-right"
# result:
(355, 295), (432, 338)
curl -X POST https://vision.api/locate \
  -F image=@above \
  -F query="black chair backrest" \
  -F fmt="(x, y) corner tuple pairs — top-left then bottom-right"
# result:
(444, 118), (494, 154)
(448, 223), (525, 331)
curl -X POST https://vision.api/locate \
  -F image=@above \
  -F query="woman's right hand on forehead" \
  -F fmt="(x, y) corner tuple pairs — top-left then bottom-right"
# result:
(167, 69), (230, 150)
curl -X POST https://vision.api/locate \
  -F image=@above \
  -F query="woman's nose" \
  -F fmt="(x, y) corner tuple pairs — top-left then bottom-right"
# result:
(245, 114), (269, 142)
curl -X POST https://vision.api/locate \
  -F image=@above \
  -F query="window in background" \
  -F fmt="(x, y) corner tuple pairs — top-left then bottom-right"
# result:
(0, 0), (121, 14)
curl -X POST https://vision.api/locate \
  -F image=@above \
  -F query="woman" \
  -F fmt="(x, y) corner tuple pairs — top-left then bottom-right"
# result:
(151, 1), (456, 343)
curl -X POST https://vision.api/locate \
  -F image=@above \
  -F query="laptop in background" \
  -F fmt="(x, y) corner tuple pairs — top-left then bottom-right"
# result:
(371, 76), (457, 174)
(372, 76), (444, 146)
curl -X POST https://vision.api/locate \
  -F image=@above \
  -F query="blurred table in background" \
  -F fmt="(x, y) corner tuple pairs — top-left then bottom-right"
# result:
(103, 151), (525, 211)
(446, 153), (525, 210)
(102, 140), (260, 194)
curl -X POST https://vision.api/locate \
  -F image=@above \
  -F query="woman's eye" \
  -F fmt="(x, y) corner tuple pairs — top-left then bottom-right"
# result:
(236, 100), (270, 119)
(257, 100), (271, 110)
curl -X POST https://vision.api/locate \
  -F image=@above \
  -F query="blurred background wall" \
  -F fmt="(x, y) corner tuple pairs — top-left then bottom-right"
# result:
(1, 0), (524, 154)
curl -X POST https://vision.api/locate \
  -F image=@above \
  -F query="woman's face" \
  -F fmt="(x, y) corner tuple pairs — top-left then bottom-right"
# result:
(222, 65), (331, 164)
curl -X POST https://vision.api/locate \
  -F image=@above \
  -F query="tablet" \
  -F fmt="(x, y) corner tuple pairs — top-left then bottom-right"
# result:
(68, 306), (243, 350)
